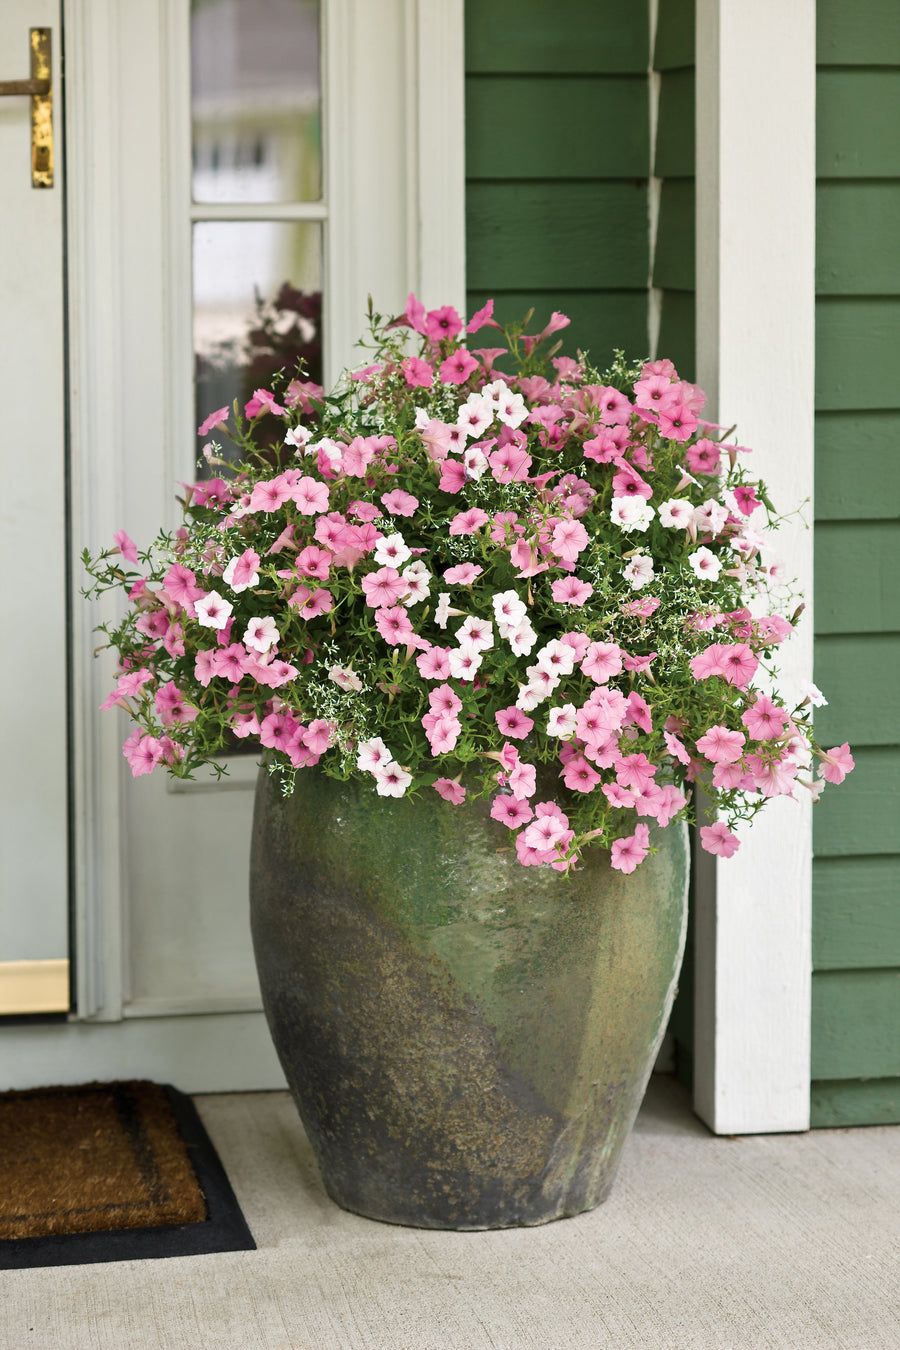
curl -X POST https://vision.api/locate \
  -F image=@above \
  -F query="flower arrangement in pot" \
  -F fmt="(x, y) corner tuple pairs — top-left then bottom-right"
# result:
(84, 296), (854, 1230)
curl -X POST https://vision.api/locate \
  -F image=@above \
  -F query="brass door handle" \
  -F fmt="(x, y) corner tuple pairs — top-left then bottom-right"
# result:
(0, 28), (53, 187)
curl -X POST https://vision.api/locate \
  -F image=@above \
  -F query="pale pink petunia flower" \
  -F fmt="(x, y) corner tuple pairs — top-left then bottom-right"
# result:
(416, 646), (452, 680)
(523, 811), (569, 853)
(551, 575), (593, 607)
(223, 548), (261, 593)
(508, 760), (537, 800)
(611, 824), (651, 874)
(550, 518), (589, 563)
(699, 822), (740, 858)
(562, 755), (601, 793)
(362, 567), (408, 609)
(581, 641), (624, 685)
(449, 507), (489, 536)
(376, 605), (416, 646)
(292, 476), (330, 516)
(444, 563), (483, 586)
(429, 684), (463, 717)
(381, 488), (419, 516)
(742, 695), (788, 741)
(819, 742), (855, 785)
(357, 737), (392, 773)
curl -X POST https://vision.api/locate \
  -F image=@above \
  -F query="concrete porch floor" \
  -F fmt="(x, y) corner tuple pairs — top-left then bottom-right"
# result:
(2, 1077), (897, 1349)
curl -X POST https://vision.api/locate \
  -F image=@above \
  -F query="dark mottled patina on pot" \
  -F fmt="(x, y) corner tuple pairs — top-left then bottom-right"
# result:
(250, 766), (688, 1230)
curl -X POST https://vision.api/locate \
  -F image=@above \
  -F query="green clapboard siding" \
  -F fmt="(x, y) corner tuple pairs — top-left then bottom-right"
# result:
(815, 636), (900, 744)
(467, 182), (649, 291)
(814, 523), (900, 634)
(818, 0), (900, 66)
(655, 69), (695, 179)
(811, 1078), (900, 1128)
(653, 0), (695, 72)
(817, 72), (900, 179)
(817, 183), (900, 296)
(465, 1), (648, 75)
(815, 412), (900, 521)
(466, 77), (648, 180)
(811, 970), (900, 1079)
(656, 290), (695, 383)
(813, 749), (900, 858)
(813, 857), (900, 970)
(653, 179), (695, 292)
(815, 299), (900, 411)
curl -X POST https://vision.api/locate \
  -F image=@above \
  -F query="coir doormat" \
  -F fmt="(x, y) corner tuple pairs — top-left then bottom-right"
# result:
(0, 1080), (255, 1269)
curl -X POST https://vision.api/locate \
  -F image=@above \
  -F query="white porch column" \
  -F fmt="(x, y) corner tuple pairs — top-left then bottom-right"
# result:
(693, 0), (816, 1133)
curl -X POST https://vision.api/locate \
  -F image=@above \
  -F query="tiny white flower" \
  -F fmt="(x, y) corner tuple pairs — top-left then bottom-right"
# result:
(507, 619), (538, 657)
(802, 681), (828, 708)
(611, 496), (655, 532)
(244, 615), (279, 652)
(688, 547), (722, 582)
(534, 639), (576, 678)
(401, 560), (431, 606)
(623, 554), (655, 590)
(222, 554), (260, 593)
(374, 532), (412, 568)
(457, 392), (494, 440)
(284, 424), (312, 451)
(457, 616), (494, 651)
(492, 589), (528, 630)
(357, 736), (392, 773)
(435, 592), (452, 629)
(329, 665), (363, 693)
(658, 497), (693, 529)
(448, 641), (483, 681)
(194, 591), (233, 630)
(373, 762), (412, 797)
(547, 704), (578, 738)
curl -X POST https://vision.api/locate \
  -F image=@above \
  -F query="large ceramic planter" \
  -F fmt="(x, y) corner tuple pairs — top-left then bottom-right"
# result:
(250, 766), (689, 1230)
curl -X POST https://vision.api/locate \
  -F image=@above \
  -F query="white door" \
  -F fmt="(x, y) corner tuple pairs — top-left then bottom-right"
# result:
(0, 0), (463, 1089)
(0, 4), (70, 1016)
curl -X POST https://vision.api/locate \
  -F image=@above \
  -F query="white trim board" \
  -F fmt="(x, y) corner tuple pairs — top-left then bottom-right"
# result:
(693, 0), (816, 1134)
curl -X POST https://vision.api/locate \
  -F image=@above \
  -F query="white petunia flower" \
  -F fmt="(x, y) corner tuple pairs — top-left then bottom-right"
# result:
(523, 666), (560, 700)
(448, 641), (483, 681)
(688, 546), (722, 582)
(329, 665), (364, 693)
(374, 532), (412, 568)
(547, 704), (578, 738)
(194, 591), (233, 630)
(623, 554), (656, 590)
(400, 560), (431, 606)
(435, 592), (452, 629)
(373, 762), (412, 797)
(515, 683), (544, 712)
(693, 499), (729, 537)
(658, 497), (693, 529)
(534, 639), (576, 678)
(357, 736), (392, 773)
(463, 447), (489, 480)
(611, 496), (655, 532)
(492, 589), (528, 630)
(307, 436), (343, 468)
(456, 615), (494, 651)
(507, 619), (538, 657)
(457, 392), (494, 440)
(244, 615), (279, 652)
(802, 681), (828, 708)
(284, 424), (312, 452)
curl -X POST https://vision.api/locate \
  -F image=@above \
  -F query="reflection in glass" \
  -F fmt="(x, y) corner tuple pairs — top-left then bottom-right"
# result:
(193, 220), (323, 462)
(191, 0), (322, 204)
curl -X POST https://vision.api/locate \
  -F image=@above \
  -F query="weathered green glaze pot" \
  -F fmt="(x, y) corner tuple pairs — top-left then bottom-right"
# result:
(250, 766), (688, 1230)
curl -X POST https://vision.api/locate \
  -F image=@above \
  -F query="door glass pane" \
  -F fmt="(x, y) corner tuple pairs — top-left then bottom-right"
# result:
(191, 0), (322, 204)
(193, 220), (323, 461)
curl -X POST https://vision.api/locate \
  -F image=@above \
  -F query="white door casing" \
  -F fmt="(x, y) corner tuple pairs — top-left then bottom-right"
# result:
(0, 0), (464, 1090)
(693, 0), (816, 1134)
(0, 1), (69, 1011)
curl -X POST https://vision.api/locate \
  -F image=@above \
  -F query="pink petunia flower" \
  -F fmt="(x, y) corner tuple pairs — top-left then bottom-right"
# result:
(448, 507), (489, 536)
(425, 305), (463, 341)
(611, 824), (651, 874)
(113, 530), (139, 564)
(696, 724), (746, 764)
(401, 357), (433, 388)
(508, 760), (537, 800)
(700, 822), (740, 858)
(581, 641), (624, 684)
(490, 795), (533, 829)
(551, 575), (593, 607)
(562, 755), (601, 793)
(416, 645), (452, 680)
(362, 567), (408, 608)
(375, 605), (415, 646)
(495, 706), (534, 740)
(296, 545), (331, 580)
(197, 406), (229, 437)
(434, 778), (466, 805)
(381, 488), (419, 517)
(292, 476), (330, 516)
(443, 563), (483, 586)
(684, 438), (722, 475)
(439, 349), (479, 385)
